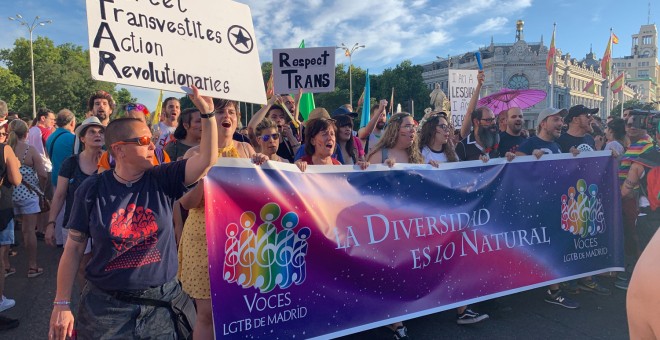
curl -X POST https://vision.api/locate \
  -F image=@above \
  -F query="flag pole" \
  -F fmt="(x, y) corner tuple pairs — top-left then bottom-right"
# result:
(606, 28), (613, 117)
(550, 23), (556, 108)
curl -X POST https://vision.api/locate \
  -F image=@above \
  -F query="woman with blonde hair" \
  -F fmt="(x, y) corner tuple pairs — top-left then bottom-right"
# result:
(255, 118), (289, 163)
(8, 119), (47, 278)
(366, 112), (423, 166)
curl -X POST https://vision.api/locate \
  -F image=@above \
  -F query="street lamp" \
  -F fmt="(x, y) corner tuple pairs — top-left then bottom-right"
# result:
(337, 43), (365, 108)
(8, 14), (52, 119)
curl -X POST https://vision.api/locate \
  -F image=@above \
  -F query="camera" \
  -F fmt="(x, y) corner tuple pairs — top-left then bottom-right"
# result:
(629, 109), (660, 135)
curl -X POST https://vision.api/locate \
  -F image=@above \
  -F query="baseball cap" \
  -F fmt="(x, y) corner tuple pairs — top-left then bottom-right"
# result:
(537, 107), (567, 123)
(75, 116), (105, 137)
(565, 105), (598, 124)
(331, 106), (357, 117)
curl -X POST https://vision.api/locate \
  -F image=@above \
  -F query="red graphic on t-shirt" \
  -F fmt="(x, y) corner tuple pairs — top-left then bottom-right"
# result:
(105, 204), (162, 271)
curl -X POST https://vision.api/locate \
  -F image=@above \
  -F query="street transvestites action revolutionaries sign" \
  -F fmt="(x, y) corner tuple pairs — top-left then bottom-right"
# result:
(85, 0), (266, 104)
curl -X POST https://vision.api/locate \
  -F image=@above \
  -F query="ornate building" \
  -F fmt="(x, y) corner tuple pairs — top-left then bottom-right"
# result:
(421, 21), (643, 128)
(612, 24), (659, 104)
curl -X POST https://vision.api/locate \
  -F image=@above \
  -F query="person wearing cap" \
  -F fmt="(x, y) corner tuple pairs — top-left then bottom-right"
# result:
(44, 109), (77, 246)
(45, 117), (105, 289)
(556, 104), (598, 153)
(516, 108), (581, 309)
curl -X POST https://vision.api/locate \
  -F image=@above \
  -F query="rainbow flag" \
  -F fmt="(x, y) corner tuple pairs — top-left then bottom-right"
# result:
(601, 34), (612, 78)
(583, 78), (596, 94)
(546, 27), (556, 76)
(611, 73), (624, 94)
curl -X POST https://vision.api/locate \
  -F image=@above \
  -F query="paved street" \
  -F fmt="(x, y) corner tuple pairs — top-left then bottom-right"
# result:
(2, 234), (629, 339)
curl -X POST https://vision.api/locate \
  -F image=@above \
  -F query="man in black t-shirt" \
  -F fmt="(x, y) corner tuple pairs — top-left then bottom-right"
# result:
(556, 104), (597, 153)
(498, 107), (528, 157)
(456, 106), (500, 161)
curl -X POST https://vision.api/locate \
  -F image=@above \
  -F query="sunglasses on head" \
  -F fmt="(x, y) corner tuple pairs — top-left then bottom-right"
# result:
(125, 103), (149, 115)
(260, 133), (280, 142)
(111, 136), (151, 147)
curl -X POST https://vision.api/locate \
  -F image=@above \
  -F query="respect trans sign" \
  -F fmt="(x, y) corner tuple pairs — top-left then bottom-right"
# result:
(272, 47), (336, 94)
(85, 0), (266, 104)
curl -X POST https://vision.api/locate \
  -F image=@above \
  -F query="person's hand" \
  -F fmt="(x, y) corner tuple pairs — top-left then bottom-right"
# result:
(356, 160), (370, 170)
(569, 146), (580, 157)
(49, 306), (74, 340)
(267, 94), (280, 107)
(45, 222), (56, 247)
(282, 124), (296, 141)
(378, 99), (388, 111)
(505, 152), (516, 162)
(521, 129), (530, 138)
(532, 149), (545, 159)
(479, 154), (490, 163)
(251, 153), (269, 165)
(188, 85), (214, 114)
(611, 149), (620, 158)
(429, 160), (440, 168)
(295, 160), (307, 172)
(384, 158), (396, 168)
(477, 70), (485, 86)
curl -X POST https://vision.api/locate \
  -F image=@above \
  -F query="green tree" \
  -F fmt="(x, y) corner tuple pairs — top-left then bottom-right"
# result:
(0, 67), (27, 111)
(0, 37), (130, 121)
(611, 99), (657, 117)
(376, 60), (430, 120)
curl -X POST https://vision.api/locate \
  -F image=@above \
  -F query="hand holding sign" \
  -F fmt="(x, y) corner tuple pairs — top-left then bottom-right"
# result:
(189, 85), (214, 115)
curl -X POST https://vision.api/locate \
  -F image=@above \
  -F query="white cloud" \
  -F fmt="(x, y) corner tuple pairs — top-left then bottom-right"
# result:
(471, 17), (509, 36)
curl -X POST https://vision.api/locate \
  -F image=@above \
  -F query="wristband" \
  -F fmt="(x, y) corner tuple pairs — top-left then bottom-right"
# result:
(53, 300), (71, 306)
(200, 112), (214, 119)
(46, 221), (56, 227)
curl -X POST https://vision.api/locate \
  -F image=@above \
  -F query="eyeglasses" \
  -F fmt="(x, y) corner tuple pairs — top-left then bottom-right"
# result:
(111, 136), (152, 147)
(436, 124), (450, 131)
(260, 133), (280, 142)
(0, 132), (7, 137)
(480, 118), (496, 123)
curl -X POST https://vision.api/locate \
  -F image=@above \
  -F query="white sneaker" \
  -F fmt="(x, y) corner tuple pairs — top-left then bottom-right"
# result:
(0, 296), (16, 312)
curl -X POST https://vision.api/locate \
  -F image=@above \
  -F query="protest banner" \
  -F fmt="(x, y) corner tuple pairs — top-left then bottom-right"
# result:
(449, 69), (479, 128)
(272, 47), (336, 94)
(85, 0), (266, 104)
(204, 152), (623, 339)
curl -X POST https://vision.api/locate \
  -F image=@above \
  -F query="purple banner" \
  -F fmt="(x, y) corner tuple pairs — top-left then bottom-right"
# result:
(204, 152), (623, 338)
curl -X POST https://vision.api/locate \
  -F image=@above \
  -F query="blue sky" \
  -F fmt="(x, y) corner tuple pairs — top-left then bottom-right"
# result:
(0, 0), (656, 110)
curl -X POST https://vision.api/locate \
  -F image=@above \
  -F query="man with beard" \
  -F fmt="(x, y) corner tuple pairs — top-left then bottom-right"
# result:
(155, 97), (180, 149)
(498, 107), (528, 156)
(358, 99), (388, 154)
(455, 106), (500, 161)
(556, 105), (597, 153)
(88, 91), (114, 126)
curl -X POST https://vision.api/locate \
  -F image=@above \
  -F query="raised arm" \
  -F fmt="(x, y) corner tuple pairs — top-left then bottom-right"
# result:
(184, 86), (219, 186)
(459, 70), (485, 139)
(247, 95), (280, 147)
(358, 99), (388, 140)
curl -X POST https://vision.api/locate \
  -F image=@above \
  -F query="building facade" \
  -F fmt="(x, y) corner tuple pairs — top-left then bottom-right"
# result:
(421, 21), (649, 129)
(612, 24), (659, 105)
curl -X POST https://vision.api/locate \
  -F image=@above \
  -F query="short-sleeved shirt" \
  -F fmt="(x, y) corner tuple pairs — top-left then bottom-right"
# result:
(421, 146), (449, 163)
(155, 122), (176, 149)
(58, 155), (95, 225)
(27, 126), (52, 172)
(498, 131), (527, 156)
(68, 160), (188, 291)
(164, 140), (194, 162)
(517, 136), (562, 155)
(299, 154), (341, 165)
(46, 128), (75, 184)
(455, 133), (499, 161)
(556, 133), (595, 153)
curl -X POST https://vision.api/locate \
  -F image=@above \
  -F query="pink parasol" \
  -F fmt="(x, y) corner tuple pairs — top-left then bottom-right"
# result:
(477, 88), (547, 115)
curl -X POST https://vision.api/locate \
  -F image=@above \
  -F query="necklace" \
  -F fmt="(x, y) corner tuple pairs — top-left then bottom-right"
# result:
(113, 170), (144, 188)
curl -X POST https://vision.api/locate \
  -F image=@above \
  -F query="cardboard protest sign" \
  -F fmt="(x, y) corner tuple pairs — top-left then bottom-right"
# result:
(272, 47), (336, 93)
(449, 70), (479, 128)
(85, 0), (266, 104)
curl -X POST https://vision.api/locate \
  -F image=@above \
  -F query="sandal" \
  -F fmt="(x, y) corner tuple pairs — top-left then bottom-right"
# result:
(4, 268), (16, 278)
(27, 267), (43, 278)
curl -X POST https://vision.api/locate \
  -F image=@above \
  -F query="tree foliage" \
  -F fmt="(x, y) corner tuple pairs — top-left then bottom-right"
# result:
(0, 37), (132, 121)
(610, 99), (657, 117)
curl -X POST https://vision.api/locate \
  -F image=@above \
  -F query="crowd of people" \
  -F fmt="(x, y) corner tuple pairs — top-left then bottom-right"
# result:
(0, 66), (657, 338)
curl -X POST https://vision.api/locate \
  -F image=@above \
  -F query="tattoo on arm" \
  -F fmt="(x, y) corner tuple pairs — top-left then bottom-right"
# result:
(68, 230), (89, 243)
